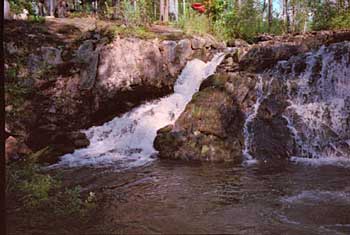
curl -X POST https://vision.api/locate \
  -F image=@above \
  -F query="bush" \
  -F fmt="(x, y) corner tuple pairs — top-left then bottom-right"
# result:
(121, 0), (150, 26)
(175, 12), (211, 36)
(311, 2), (337, 31)
(6, 160), (96, 218)
(8, 0), (35, 15)
(331, 11), (350, 30)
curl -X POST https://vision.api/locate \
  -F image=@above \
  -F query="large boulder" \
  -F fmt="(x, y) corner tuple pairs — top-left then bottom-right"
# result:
(239, 30), (350, 72)
(155, 75), (245, 162)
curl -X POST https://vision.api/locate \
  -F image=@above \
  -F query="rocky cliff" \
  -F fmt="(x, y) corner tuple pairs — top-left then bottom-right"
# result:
(4, 19), (224, 162)
(154, 30), (350, 164)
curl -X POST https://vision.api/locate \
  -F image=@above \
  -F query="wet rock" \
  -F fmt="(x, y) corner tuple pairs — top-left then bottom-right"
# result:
(76, 40), (95, 63)
(10, 34), (220, 159)
(191, 36), (206, 49)
(155, 84), (245, 162)
(157, 124), (174, 134)
(239, 30), (350, 72)
(41, 47), (63, 65)
(28, 54), (43, 74)
(160, 40), (178, 76)
(227, 39), (249, 48)
(79, 52), (99, 90)
(251, 116), (294, 162)
(176, 39), (193, 65)
(254, 34), (275, 43)
(203, 34), (217, 48)
(5, 136), (32, 162)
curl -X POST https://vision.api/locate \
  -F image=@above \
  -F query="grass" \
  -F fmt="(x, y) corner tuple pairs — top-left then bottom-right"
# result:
(6, 158), (97, 224)
(98, 22), (157, 41)
(174, 13), (211, 36)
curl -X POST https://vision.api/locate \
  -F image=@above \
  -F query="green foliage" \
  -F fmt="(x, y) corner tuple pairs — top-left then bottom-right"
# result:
(331, 11), (350, 30)
(8, 0), (36, 15)
(6, 161), (96, 218)
(121, 0), (150, 26)
(102, 24), (157, 40)
(311, 2), (337, 31)
(28, 15), (46, 23)
(210, 0), (263, 41)
(19, 171), (55, 208)
(176, 11), (210, 36)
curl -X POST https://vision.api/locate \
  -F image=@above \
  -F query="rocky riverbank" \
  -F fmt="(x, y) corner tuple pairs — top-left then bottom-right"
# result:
(4, 18), (224, 163)
(155, 30), (350, 163)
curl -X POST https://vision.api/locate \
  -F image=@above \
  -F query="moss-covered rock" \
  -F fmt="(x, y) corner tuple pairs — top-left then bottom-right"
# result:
(154, 76), (245, 162)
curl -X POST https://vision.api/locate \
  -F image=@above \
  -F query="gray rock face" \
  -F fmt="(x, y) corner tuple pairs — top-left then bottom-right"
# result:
(41, 47), (63, 65)
(97, 38), (165, 92)
(239, 30), (350, 72)
(155, 35), (350, 164)
(79, 52), (99, 90)
(191, 36), (206, 49)
(24, 35), (221, 160)
(155, 74), (247, 162)
(176, 39), (194, 66)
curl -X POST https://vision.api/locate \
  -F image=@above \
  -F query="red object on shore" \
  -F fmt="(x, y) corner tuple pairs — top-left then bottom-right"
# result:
(191, 3), (206, 13)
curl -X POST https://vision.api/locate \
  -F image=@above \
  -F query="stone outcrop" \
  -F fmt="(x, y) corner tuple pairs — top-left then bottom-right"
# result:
(5, 32), (222, 163)
(155, 31), (350, 163)
(239, 30), (350, 72)
(154, 80), (245, 162)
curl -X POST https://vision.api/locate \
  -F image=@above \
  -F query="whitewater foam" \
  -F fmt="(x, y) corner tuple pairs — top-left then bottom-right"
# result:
(281, 42), (350, 164)
(50, 54), (225, 169)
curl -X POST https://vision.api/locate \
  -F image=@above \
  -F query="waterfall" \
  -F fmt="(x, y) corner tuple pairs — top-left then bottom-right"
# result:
(51, 54), (225, 169)
(242, 76), (274, 165)
(281, 42), (350, 166)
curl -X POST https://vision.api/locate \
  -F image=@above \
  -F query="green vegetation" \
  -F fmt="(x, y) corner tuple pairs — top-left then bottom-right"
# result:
(101, 24), (157, 40)
(8, 1), (350, 42)
(8, 0), (35, 14)
(6, 158), (97, 219)
(331, 10), (350, 30)
(176, 11), (210, 36)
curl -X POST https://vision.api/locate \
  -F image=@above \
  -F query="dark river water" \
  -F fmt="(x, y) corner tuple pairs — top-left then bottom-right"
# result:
(58, 160), (350, 235)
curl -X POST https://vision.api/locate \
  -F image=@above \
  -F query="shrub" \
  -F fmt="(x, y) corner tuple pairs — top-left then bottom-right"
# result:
(331, 11), (350, 30)
(6, 160), (96, 218)
(175, 12), (210, 36)
(8, 0), (35, 15)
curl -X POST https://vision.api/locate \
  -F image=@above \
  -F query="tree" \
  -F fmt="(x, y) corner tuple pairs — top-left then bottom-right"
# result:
(268, 0), (272, 32)
(160, 0), (169, 21)
(283, 0), (290, 33)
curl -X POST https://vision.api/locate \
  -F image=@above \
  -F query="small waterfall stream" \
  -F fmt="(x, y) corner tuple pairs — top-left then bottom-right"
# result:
(280, 42), (350, 166)
(242, 76), (274, 164)
(52, 54), (225, 169)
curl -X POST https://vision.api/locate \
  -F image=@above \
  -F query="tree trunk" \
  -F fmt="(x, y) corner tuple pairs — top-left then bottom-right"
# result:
(283, 0), (290, 33)
(183, 0), (186, 16)
(49, 0), (55, 16)
(160, 0), (164, 21)
(160, 0), (169, 22)
(291, 4), (295, 32)
(268, 0), (273, 32)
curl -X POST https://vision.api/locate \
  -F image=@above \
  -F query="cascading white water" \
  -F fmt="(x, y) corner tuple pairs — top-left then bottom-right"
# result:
(242, 76), (263, 165)
(281, 42), (350, 166)
(51, 54), (225, 169)
(242, 76), (274, 165)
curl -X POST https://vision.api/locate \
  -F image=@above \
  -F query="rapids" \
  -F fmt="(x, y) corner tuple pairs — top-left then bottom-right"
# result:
(52, 54), (225, 169)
